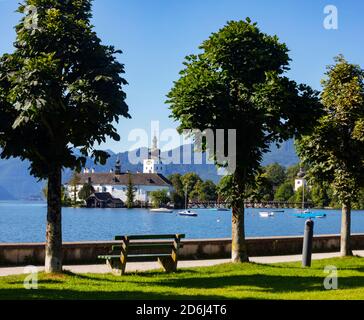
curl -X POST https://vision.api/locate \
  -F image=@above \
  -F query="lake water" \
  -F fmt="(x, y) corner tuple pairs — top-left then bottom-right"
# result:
(1, 201), (364, 243)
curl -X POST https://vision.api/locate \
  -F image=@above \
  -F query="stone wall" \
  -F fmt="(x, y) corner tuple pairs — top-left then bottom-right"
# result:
(1, 234), (364, 266)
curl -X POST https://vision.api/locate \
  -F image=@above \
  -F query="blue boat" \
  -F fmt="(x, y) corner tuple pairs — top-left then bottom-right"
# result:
(294, 212), (327, 219)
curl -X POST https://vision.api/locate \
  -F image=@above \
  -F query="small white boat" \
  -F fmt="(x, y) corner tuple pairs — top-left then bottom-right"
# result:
(259, 211), (275, 218)
(178, 210), (198, 217)
(149, 208), (174, 213)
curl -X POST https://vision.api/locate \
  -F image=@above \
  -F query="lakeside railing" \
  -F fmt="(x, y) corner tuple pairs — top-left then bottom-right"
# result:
(187, 201), (314, 209)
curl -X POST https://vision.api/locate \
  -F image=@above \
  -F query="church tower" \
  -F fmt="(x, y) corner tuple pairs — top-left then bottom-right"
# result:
(143, 135), (165, 174)
(294, 167), (306, 191)
(115, 156), (121, 175)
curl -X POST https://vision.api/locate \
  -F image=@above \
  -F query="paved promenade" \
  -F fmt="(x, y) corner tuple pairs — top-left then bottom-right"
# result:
(1, 251), (363, 277)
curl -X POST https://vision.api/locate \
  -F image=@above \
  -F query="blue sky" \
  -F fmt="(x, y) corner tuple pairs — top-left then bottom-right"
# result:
(0, 0), (363, 152)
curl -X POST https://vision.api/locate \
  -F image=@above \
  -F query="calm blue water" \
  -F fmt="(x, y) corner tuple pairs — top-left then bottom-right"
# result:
(1, 201), (364, 243)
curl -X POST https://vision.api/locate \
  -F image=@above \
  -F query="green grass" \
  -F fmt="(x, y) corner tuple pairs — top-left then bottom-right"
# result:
(1, 257), (364, 300)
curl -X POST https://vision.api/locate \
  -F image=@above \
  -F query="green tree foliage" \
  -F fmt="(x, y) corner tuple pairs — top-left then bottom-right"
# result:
(353, 189), (364, 210)
(288, 186), (311, 207)
(0, 0), (129, 272)
(310, 183), (331, 208)
(285, 164), (301, 184)
(78, 183), (95, 201)
(167, 19), (320, 262)
(43, 184), (71, 206)
(181, 172), (202, 200)
(168, 173), (185, 208)
(274, 182), (294, 201)
(126, 173), (135, 209)
(296, 56), (364, 256)
(150, 189), (171, 208)
(190, 180), (217, 202)
(265, 163), (286, 189)
(69, 171), (81, 204)
(245, 173), (273, 202)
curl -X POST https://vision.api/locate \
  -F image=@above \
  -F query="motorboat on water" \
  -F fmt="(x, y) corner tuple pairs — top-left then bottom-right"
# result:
(294, 211), (327, 219)
(178, 185), (198, 217)
(149, 208), (174, 213)
(259, 211), (275, 218)
(178, 210), (198, 217)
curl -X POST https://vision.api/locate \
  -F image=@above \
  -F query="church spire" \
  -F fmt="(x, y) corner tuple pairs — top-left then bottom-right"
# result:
(115, 156), (121, 175)
(152, 133), (158, 150)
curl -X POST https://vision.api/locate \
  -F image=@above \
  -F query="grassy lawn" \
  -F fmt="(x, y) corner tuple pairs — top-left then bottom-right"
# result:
(1, 257), (364, 300)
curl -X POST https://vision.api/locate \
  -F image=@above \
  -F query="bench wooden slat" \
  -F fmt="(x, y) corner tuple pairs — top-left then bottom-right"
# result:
(98, 253), (172, 260)
(112, 243), (184, 252)
(114, 234), (185, 241)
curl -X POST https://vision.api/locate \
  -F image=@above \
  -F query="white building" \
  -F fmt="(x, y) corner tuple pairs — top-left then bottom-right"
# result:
(294, 167), (307, 192)
(143, 135), (165, 174)
(65, 157), (172, 206)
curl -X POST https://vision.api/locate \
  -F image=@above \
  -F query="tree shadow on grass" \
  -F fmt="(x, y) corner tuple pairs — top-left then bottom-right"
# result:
(144, 273), (364, 294)
(0, 288), (235, 301)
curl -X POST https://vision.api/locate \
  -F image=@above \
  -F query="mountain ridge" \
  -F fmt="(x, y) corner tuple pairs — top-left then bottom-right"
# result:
(0, 140), (299, 200)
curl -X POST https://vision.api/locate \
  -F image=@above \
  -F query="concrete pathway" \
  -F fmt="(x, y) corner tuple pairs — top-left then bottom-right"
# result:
(1, 251), (364, 277)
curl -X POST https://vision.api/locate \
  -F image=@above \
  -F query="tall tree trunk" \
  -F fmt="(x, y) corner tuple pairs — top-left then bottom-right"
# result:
(231, 205), (249, 263)
(45, 167), (63, 273)
(340, 202), (352, 257)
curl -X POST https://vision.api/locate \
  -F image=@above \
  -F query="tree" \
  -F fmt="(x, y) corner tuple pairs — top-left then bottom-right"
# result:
(310, 183), (331, 208)
(353, 189), (364, 210)
(181, 172), (202, 202)
(150, 189), (170, 208)
(69, 171), (81, 204)
(288, 186), (311, 207)
(244, 172), (273, 201)
(168, 174), (184, 195)
(126, 173), (135, 209)
(168, 174), (185, 208)
(78, 183), (95, 201)
(296, 56), (364, 256)
(0, 0), (130, 273)
(167, 19), (321, 262)
(200, 180), (217, 201)
(265, 163), (286, 189)
(274, 182), (294, 201)
(189, 180), (217, 202)
(286, 164), (301, 183)
(43, 184), (71, 206)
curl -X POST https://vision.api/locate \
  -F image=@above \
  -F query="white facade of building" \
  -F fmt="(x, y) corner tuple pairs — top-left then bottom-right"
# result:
(65, 180), (171, 204)
(294, 178), (307, 192)
(143, 135), (165, 174)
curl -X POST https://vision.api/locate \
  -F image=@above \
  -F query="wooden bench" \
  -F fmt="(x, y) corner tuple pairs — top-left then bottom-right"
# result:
(98, 234), (185, 275)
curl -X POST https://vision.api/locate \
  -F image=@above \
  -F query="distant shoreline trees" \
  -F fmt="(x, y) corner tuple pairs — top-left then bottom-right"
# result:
(126, 173), (135, 209)
(168, 173), (218, 208)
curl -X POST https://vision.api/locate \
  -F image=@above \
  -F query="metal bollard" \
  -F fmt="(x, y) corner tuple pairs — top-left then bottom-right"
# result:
(302, 219), (314, 267)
